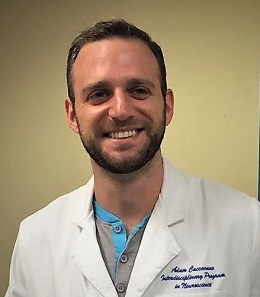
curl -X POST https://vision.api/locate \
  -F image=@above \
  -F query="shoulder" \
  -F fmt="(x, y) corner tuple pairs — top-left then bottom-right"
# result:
(162, 158), (259, 221)
(18, 179), (94, 241)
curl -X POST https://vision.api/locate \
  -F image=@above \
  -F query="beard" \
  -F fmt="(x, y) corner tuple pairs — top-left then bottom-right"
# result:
(77, 111), (166, 174)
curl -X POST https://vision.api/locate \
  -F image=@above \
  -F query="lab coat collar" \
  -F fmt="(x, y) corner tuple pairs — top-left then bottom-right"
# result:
(160, 158), (186, 225)
(69, 177), (94, 229)
(69, 157), (186, 228)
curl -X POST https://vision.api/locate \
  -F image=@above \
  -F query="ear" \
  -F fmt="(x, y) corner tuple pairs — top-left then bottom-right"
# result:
(65, 97), (79, 134)
(165, 89), (174, 126)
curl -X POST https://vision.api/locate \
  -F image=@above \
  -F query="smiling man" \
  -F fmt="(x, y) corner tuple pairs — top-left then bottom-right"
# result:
(6, 19), (260, 297)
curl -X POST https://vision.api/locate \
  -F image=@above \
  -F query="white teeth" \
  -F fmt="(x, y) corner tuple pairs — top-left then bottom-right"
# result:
(109, 130), (137, 139)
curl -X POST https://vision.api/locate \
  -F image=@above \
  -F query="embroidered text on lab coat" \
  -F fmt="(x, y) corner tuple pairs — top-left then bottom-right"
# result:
(161, 265), (226, 290)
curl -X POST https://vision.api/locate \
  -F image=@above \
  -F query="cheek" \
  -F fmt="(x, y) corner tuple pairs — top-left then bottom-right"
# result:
(75, 113), (91, 136)
(138, 97), (164, 114)
(75, 106), (102, 128)
(150, 101), (166, 121)
(77, 114), (106, 139)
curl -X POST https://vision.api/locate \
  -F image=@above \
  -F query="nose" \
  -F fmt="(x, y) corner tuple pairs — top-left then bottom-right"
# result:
(108, 90), (134, 121)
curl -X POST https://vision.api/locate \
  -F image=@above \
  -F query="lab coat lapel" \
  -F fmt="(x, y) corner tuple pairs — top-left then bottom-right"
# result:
(69, 179), (117, 297)
(125, 199), (181, 297)
(71, 224), (117, 297)
(125, 159), (186, 297)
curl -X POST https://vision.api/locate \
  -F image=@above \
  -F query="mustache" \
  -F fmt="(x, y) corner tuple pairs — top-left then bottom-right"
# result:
(102, 118), (144, 129)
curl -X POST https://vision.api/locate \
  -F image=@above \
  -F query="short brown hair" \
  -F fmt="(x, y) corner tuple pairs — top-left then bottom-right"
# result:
(66, 19), (167, 104)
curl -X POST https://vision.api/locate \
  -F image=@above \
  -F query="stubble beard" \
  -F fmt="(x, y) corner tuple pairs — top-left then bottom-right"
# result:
(77, 112), (166, 175)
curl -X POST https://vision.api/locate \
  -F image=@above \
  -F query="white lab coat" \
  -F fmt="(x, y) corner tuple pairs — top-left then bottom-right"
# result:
(5, 159), (260, 297)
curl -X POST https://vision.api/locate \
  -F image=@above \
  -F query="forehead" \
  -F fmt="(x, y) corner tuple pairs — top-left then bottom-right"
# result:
(71, 37), (160, 84)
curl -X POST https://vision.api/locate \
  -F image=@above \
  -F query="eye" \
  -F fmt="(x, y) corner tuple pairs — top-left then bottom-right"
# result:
(129, 86), (151, 100)
(87, 90), (111, 105)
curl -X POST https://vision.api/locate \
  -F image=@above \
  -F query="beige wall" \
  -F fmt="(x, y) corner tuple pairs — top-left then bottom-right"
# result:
(0, 0), (259, 294)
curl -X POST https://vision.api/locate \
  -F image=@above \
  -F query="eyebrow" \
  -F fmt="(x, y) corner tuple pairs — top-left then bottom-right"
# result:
(126, 78), (155, 89)
(82, 81), (110, 96)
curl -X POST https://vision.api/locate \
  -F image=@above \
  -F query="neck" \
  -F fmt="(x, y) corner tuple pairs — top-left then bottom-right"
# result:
(91, 152), (164, 231)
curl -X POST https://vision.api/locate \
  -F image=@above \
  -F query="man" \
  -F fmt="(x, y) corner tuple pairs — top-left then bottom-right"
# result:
(6, 19), (260, 297)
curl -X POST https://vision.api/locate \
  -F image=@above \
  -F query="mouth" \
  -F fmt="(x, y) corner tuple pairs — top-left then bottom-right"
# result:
(104, 129), (143, 139)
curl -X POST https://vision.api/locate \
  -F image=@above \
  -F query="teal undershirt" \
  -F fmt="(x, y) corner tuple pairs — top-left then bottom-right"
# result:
(93, 200), (150, 262)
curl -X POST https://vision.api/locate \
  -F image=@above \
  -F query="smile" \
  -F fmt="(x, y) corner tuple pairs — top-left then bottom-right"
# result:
(108, 129), (140, 139)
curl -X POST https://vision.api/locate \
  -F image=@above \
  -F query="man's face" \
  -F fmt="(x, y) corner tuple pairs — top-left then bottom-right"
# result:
(66, 37), (173, 174)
